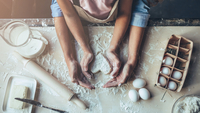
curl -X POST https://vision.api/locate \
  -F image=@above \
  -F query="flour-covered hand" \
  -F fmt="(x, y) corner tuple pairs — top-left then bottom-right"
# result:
(106, 50), (121, 78)
(103, 63), (133, 88)
(80, 51), (94, 79)
(68, 60), (95, 89)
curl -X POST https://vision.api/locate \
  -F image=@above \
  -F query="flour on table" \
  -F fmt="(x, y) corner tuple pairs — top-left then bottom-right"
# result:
(90, 53), (111, 75)
(174, 96), (200, 113)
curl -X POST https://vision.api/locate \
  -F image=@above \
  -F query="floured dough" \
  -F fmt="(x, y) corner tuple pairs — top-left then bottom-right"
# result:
(9, 85), (28, 109)
(174, 96), (200, 113)
(90, 53), (111, 74)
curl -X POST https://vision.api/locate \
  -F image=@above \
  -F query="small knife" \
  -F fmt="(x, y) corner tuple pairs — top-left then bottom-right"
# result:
(15, 98), (67, 113)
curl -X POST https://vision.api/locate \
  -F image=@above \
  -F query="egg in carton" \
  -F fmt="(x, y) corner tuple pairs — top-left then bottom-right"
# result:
(156, 35), (193, 92)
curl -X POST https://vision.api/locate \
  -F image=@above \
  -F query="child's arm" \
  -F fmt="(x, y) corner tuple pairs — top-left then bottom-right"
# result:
(54, 17), (94, 89)
(106, 0), (133, 77)
(57, 0), (93, 79)
(57, 0), (90, 52)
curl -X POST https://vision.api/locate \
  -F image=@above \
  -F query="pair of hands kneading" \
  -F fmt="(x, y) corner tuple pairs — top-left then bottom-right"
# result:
(67, 49), (135, 90)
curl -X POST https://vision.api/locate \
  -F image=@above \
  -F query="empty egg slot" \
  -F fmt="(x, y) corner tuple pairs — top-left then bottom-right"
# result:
(171, 69), (183, 81)
(174, 58), (186, 70)
(180, 37), (192, 49)
(165, 53), (176, 59)
(166, 45), (178, 56)
(160, 66), (173, 76)
(178, 47), (190, 60)
(157, 75), (169, 88)
(177, 57), (187, 63)
(168, 35), (180, 46)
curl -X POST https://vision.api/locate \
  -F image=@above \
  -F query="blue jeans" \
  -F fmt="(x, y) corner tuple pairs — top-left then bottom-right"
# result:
(51, 0), (150, 27)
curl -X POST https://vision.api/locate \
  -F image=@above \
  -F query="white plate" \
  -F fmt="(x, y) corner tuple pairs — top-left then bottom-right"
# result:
(2, 75), (37, 113)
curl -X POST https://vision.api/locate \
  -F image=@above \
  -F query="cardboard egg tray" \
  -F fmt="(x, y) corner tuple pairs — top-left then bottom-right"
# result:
(156, 35), (193, 92)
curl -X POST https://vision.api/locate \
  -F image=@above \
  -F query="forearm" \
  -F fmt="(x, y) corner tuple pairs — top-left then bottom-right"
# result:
(57, 0), (91, 53)
(127, 26), (145, 65)
(54, 17), (76, 65)
(109, 13), (131, 51)
(109, 0), (133, 51)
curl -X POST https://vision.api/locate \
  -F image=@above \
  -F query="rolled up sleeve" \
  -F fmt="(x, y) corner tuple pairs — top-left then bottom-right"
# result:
(130, 13), (150, 28)
(50, 0), (63, 17)
(130, 0), (150, 27)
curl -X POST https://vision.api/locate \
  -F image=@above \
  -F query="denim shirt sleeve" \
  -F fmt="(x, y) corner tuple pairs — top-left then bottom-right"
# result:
(51, 0), (63, 17)
(130, 0), (150, 28)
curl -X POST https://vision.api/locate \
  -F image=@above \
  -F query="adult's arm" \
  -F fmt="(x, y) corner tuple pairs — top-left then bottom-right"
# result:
(107, 0), (133, 77)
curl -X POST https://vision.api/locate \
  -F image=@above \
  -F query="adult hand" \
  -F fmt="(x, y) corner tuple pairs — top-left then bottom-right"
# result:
(106, 50), (121, 78)
(68, 60), (95, 90)
(103, 63), (134, 88)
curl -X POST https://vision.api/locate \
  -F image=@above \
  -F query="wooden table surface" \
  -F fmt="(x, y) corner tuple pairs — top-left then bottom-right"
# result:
(0, 20), (200, 113)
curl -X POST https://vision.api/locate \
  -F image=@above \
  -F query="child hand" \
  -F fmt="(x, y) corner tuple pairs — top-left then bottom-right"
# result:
(68, 60), (95, 89)
(106, 50), (121, 78)
(103, 63), (133, 88)
(80, 51), (94, 79)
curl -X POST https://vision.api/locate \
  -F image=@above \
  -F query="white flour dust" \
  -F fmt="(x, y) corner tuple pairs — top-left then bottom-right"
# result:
(32, 27), (137, 113)
(0, 27), (160, 113)
(174, 96), (200, 113)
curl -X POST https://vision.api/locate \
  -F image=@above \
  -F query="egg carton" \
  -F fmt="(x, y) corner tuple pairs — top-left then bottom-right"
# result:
(156, 35), (193, 92)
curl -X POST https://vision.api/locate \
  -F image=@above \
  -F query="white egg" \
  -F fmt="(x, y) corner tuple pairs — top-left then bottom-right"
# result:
(139, 88), (150, 100)
(128, 89), (139, 102)
(172, 71), (182, 80)
(132, 78), (146, 88)
(161, 67), (171, 75)
(158, 76), (167, 87)
(163, 56), (173, 66)
(168, 81), (177, 91)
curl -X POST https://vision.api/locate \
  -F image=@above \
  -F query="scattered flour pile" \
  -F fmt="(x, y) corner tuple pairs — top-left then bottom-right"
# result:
(33, 27), (132, 113)
(0, 26), (157, 113)
(174, 96), (200, 113)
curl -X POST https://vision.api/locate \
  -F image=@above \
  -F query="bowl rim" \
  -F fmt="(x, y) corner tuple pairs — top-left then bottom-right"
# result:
(171, 94), (200, 113)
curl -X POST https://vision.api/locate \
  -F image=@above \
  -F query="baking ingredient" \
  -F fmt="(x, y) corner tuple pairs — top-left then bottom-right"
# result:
(158, 76), (167, 87)
(9, 85), (28, 109)
(132, 78), (146, 88)
(16, 30), (47, 58)
(128, 89), (139, 102)
(13, 52), (86, 109)
(163, 56), (173, 66)
(138, 88), (150, 100)
(168, 81), (177, 91)
(172, 71), (182, 80)
(90, 53), (111, 74)
(174, 96), (200, 113)
(161, 67), (171, 75)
